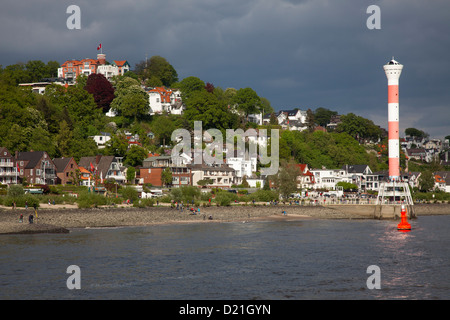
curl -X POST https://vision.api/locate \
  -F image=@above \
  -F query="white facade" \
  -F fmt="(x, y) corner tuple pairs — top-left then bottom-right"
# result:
(90, 133), (111, 149)
(147, 87), (183, 115)
(226, 156), (257, 179)
(190, 165), (235, 189)
(310, 169), (347, 190)
(247, 131), (268, 148)
(97, 64), (120, 81)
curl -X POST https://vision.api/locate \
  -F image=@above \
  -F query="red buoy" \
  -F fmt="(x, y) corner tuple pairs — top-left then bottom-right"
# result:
(397, 205), (411, 232)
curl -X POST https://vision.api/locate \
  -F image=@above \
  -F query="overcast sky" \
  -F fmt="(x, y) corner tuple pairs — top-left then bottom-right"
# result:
(1, 0), (449, 139)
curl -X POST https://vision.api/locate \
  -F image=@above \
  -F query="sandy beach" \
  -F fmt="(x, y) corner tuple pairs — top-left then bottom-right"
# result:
(0, 203), (449, 235)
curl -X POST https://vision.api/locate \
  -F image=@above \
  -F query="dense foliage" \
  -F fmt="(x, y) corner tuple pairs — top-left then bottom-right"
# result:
(2, 56), (444, 179)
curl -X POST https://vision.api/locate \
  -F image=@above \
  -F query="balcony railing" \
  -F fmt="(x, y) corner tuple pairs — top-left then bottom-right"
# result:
(0, 171), (17, 176)
(0, 162), (14, 167)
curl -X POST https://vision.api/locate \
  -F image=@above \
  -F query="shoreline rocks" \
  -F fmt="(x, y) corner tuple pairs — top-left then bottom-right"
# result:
(0, 222), (69, 235)
(0, 203), (448, 235)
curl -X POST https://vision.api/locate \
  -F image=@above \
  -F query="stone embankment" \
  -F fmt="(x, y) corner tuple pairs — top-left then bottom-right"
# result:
(0, 203), (448, 234)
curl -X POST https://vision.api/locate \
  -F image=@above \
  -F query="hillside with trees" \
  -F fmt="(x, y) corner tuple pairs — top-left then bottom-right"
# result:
(0, 56), (441, 177)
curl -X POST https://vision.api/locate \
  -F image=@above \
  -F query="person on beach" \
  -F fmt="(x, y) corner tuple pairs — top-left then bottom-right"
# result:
(19, 213), (23, 223)
(28, 213), (33, 224)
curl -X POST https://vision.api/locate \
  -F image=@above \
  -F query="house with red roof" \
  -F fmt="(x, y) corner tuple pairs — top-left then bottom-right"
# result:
(434, 174), (447, 192)
(58, 53), (129, 83)
(147, 87), (184, 115)
(112, 60), (131, 75)
(294, 164), (315, 189)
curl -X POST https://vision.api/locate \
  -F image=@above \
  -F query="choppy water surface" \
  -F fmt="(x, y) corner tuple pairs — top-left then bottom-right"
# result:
(1, 215), (449, 299)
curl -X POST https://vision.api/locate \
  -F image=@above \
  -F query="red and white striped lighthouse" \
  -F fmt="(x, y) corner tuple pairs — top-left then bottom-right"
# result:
(383, 58), (403, 181)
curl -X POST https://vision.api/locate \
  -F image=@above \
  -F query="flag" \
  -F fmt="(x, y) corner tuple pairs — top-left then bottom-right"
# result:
(97, 43), (102, 50)
(90, 162), (95, 172)
(16, 162), (19, 174)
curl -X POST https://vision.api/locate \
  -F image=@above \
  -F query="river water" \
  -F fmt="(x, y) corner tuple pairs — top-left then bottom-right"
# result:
(1, 215), (449, 300)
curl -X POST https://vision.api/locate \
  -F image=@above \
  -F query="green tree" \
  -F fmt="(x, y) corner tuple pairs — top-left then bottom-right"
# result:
(197, 178), (214, 187)
(124, 145), (148, 167)
(7, 184), (25, 198)
(68, 128), (99, 162)
(56, 120), (73, 157)
(336, 113), (382, 141)
(306, 109), (315, 132)
(145, 75), (163, 87)
(260, 97), (274, 114)
(29, 126), (56, 157)
(183, 90), (238, 131)
(161, 167), (172, 187)
(405, 128), (428, 139)
(418, 170), (435, 192)
(44, 84), (105, 134)
(314, 107), (337, 127)
(126, 167), (136, 184)
(336, 181), (358, 191)
(231, 87), (262, 121)
(120, 185), (138, 202)
(35, 95), (60, 134)
(271, 160), (300, 199)
(151, 115), (176, 145)
(104, 133), (129, 157)
(173, 76), (206, 101)
(135, 56), (178, 87)
(269, 113), (278, 125)
(110, 77), (149, 121)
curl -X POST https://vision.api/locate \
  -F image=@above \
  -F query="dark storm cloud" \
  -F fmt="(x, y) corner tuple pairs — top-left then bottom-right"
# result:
(0, 0), (449, 138)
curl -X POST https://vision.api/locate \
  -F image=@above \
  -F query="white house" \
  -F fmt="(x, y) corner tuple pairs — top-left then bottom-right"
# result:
(189, 163), (236, 189)
(310, 169), (347, 190)
(226, 152), (257, 181)
(90, 132), (111, 149)
(434, 171), (450, 193)
(343, 164), (379, 192)
(147, 87), (183, 115)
